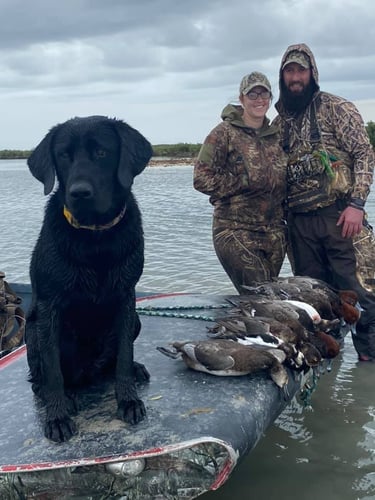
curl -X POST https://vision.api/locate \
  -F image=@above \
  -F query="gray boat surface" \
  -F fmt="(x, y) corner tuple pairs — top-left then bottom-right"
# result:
(0, 286), (308, 499)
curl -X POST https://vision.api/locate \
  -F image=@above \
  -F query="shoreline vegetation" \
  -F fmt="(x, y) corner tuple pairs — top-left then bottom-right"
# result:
(1, 122), (374, 163)
(0, 143), (201, 166)
(148, 157), (195, 166)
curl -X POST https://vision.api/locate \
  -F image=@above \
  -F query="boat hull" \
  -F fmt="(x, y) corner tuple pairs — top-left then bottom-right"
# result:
(0, 288), (305, 499)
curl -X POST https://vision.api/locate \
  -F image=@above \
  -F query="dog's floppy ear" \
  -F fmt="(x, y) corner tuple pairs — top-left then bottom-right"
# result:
(27, 126), (59, 195)
(114, 120), (153, 189)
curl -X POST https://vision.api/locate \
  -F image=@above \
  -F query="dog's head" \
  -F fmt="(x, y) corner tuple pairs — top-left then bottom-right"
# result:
(28, 116), (153, 195)
(27, 116), (153, 225)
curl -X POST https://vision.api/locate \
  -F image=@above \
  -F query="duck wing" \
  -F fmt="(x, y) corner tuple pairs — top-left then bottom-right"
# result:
(231, 296), (300, 321)
(185, 340), (236, 371)
(241, 283), (281, 299)
(207, 318), (247, 338)
(253, 315), (304, 345)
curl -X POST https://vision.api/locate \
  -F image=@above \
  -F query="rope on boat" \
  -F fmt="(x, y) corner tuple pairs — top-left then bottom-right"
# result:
(136, 303), (230, 322)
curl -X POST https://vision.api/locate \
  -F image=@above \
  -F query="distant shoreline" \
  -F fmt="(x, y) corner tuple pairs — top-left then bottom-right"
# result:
(0, 143), (202, 162)
(0, 156), (196, 167)
(148, 157), (195, 167)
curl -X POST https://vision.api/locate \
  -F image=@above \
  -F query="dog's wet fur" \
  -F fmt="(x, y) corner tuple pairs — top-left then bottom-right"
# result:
(26, 116), (153, 442)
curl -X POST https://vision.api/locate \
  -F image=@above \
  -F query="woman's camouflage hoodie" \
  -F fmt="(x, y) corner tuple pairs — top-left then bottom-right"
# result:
(194, 104), (287, 231)
(274, 43), (374, 212)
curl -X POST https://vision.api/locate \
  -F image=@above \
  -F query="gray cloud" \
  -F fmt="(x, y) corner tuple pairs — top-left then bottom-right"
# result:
(0, 0), (374, 148)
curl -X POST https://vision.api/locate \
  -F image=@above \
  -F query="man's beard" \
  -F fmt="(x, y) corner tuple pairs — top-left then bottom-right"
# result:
(281, 80), (317, 115)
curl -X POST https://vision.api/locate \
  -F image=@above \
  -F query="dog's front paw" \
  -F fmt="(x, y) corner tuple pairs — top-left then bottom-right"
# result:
(117, 399), (146, 425)
(45, 416), (77, 442)
(134, 362), (150, 383)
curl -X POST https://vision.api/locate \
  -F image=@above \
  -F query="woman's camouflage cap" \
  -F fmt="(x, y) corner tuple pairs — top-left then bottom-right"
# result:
(239, 72), (272, 95)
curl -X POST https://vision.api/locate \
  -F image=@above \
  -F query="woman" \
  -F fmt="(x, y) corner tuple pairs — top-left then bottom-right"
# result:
(194, 72), (288, 293)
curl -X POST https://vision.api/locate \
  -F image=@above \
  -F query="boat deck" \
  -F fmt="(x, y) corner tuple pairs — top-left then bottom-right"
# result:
(0, 290), (306, 499)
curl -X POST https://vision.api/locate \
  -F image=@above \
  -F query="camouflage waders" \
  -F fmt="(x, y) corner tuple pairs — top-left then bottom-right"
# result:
(213, 222), (287, 293)
(194, 99), (288, 295)
(288, 208), (375, 358)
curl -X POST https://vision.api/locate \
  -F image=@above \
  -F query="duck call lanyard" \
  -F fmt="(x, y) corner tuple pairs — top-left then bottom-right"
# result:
(283, 97), (339, 185)
(281, 98), (321, 155)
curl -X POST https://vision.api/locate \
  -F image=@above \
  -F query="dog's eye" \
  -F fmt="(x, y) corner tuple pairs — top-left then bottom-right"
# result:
(95, 149), (106, 158)
(59, 151), (70, 160)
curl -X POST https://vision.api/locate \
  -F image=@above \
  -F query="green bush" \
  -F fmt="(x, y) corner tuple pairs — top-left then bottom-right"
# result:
(366, 121), (375, 149)
(0, 149), (31, 159)
(152, 143), (201, 158)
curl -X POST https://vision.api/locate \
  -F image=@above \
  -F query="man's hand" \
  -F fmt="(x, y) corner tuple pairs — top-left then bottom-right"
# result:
(337, 206), (364, 238)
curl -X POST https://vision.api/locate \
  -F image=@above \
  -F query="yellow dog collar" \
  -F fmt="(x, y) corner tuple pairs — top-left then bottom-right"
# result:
(63, 205), (127, 231)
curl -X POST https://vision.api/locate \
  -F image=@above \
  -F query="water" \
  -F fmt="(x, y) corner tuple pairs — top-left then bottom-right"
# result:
(1, 160), (375, 500)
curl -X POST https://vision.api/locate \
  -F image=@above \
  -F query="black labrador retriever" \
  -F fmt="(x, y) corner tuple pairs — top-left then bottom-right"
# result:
(26, 115), (153, 442)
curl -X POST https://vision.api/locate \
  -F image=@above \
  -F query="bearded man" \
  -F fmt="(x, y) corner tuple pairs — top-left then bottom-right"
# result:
(274, 43), (375, 361)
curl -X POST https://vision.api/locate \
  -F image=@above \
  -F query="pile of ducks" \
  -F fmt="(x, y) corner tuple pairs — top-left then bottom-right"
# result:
(158, 276), (361, 394)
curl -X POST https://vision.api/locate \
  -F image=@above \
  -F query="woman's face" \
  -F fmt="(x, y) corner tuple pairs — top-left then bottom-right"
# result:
(240, 85), (271, 121)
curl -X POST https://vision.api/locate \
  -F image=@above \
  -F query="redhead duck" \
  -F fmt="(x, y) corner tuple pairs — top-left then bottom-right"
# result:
(245, 279), (334, 318)
(244, 276), (358, 325)
(307, 330), (340, 360)
(278, 277), (361, 324)
(243, 278), (361, 343)
(336, 290), (361, 325)
(157, 339), (289, 390)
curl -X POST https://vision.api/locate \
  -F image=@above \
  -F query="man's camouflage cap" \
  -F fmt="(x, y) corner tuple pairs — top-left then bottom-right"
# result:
(239, 71), (272, 95)
(282, 50), (310, 70)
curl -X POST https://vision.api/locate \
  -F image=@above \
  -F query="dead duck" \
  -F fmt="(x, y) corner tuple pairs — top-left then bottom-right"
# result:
(278, 282), (361, 342)
(282, 299), (340, 333)
(299, 342), (322, 369)
(307, 330), (340, 360)
(243, 282), (342, 328)
(207, 314), (306, 365)
(221, 295), (342, 368)
(208, 316), (284, 346)
(157, 339), (289, 390)
(280, 278), (361, 320)
(244, 294), (339, 334)
(244, 277), (358, 326)
(209, 314), (300, 344)
(336, 290), (361, 324)
(227, 295), (318, 336)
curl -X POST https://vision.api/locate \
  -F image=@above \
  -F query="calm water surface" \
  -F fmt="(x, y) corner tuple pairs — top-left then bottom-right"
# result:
(1, 160), (375, 500)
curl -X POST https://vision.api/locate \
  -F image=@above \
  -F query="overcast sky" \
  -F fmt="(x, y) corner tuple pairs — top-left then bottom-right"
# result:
(1, 0), (375, 149)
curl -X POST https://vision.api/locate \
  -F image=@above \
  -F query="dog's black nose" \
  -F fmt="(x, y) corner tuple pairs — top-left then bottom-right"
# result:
(69, 182), (94, 200)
